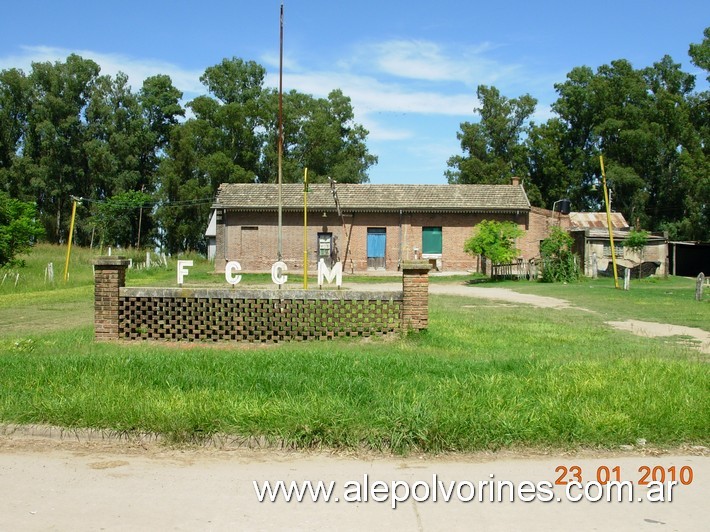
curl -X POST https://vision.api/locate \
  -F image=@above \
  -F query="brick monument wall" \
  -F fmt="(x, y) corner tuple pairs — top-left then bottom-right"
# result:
(94, 259), (429, 342)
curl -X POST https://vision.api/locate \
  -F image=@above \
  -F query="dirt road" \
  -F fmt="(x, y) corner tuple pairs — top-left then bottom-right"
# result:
(0, 431), (707, 531)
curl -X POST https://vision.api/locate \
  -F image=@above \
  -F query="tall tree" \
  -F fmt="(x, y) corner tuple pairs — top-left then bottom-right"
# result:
(526, 118), (571, 209)
(0, 68), (30, 192)
(447, 85), (536, 184)
(689, 27), (710, 82)
(547, 55), (707, 237)
(21, 54), (101, 243)
(157, 57), (376, 253)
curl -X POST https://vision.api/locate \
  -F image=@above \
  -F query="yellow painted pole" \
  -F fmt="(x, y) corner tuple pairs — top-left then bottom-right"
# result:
(599, 156), (620, 289)
(303, 167), (308, 289)
(63, 197), (78, 282)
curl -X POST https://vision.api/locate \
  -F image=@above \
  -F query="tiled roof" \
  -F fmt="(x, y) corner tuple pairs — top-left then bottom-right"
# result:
(213, 183), (530, 213)
(569, 212), (629, 230)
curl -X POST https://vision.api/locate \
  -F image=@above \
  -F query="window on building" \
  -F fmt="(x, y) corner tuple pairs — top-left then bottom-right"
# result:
(422, 226), (443, 255)
(603, 243), (624, 259)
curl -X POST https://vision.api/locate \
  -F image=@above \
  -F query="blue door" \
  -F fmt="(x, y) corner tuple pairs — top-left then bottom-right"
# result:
(367, 228), (386, 270)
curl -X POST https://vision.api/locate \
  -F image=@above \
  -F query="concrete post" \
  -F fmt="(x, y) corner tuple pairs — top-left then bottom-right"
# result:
(401, 260), (431, 331)
(696, 273), (705, 301)
(94, 257), (130, 341)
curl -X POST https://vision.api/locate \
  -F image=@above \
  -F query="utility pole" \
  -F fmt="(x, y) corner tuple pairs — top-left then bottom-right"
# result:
(137, 184), (145, 249)
(63, 196), (80, 282)
(600, 155), (620, 289)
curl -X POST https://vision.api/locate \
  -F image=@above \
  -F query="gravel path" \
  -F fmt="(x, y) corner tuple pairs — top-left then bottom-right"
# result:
(345, 281), (710, 354)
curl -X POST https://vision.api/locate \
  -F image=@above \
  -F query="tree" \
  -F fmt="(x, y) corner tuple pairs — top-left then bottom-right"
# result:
(22, 54), (101, 243)
(689, 27), (710, 82)
(0, 68), (30, 186)
(447, 85), (536, 185)
(261, 89), (377, 184)
(157, 57), (376, 253)
(93, 190), (152, 249)
(541, 50), (709, 239)
(0, 191), (44, 267)
(526, 118), (572, 209)
(464, 220), (524, 266)
(84, 72), (183, 247)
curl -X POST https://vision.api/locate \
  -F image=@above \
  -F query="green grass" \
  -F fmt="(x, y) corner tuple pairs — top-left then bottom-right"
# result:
(476, 275), (710, 330)
(0, 246), (708, 453)
(0, 243), (406, 291)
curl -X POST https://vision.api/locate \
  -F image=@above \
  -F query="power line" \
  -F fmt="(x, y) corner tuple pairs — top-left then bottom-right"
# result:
(76, 196), (215, 209)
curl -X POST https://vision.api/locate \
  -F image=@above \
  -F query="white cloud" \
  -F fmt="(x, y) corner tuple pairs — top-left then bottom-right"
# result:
(357, 117), (413, 142)
(370, 40), (466, 82)
(269, 70), (476, 116)
(0, 45), (205, 97)
(353, 39), (523, 87)
(1, 40), (544, 151)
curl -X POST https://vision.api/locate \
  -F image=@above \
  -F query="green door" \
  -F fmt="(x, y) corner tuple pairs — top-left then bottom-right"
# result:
(422, 227), (442, 254)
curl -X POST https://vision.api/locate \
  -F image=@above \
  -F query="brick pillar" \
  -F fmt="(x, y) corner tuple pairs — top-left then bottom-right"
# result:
(94, 257), (130, 341)
(401, 260), (431, 331)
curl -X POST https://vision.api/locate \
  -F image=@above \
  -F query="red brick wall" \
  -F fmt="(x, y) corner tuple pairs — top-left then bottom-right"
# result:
(94, 257), (130, 341)
(402, 260), (430, 330)
(518, 207), (571, 262)
(214, 209), (553, 274)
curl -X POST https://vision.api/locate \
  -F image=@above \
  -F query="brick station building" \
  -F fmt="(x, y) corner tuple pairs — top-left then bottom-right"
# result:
(211, 179), (565, 274)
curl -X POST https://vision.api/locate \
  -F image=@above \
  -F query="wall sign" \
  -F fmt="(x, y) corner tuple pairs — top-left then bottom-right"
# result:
(177, 259), (342, 287)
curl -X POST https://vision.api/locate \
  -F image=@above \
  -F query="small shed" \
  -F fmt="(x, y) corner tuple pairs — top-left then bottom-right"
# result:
(668, 241), (710, 277)
(568, 213), (668, 277)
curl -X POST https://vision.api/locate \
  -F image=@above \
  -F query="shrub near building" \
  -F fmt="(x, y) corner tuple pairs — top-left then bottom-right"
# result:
(540, 226), (580, 283)
(463, 219), (524, 266)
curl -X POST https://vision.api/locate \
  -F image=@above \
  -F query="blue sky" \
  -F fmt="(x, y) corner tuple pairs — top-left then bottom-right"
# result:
(1, 1), (708, 184)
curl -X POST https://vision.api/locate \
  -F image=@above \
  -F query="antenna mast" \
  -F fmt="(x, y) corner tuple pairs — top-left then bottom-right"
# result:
(277, 1), (284, 261)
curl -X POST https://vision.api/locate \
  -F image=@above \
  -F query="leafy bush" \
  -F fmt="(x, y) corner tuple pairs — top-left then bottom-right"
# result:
(464, 220), (524, 265)
(623, 229), (649, 254)
(0, 192), (45, 268)
(540, 226), (580, 283)
(623, 228), (650, 279)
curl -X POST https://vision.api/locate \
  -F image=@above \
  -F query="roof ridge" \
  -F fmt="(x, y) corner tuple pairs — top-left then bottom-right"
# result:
(214, 182), (531, 211)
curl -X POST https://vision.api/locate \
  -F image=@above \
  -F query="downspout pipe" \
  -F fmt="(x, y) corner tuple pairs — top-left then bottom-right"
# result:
(398, 209), (403, 270)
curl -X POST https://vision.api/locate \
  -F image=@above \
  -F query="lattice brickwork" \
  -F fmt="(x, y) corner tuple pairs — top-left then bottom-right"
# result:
(118, 289), (401, 342)
(94, 257), (428, 343)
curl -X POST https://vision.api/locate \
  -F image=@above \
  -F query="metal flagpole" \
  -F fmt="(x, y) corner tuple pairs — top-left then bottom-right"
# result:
(277, 1), (284, 261)
(303, 167), (308, 289)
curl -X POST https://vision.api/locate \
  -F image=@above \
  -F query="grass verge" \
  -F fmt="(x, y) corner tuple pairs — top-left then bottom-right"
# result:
(1, 293), (707, 454)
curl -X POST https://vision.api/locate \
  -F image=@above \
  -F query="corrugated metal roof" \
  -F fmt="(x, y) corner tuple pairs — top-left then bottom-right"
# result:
(213, 183), (530, 212)
(582, 229), (667, 241)
(569, 212), (629, 229)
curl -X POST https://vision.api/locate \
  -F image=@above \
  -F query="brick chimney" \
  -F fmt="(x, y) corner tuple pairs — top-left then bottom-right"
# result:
(511, 176), (520, 186)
